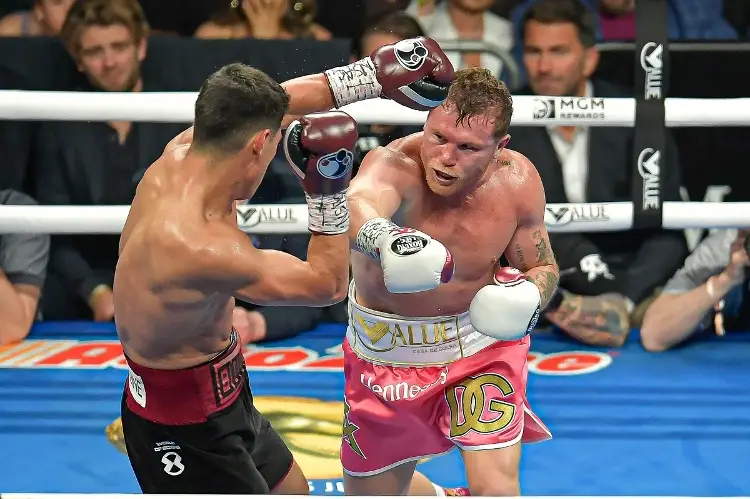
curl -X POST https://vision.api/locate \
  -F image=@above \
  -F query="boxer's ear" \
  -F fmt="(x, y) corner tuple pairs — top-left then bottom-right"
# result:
(498, 134), (510, 151)
(494, 134), (510, 158)
(250, 129), (271, 156)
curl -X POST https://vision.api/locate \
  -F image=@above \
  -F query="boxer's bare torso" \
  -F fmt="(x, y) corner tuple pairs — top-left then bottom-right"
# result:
(351, 132), (543, 318)
(115, 129), (239, 369)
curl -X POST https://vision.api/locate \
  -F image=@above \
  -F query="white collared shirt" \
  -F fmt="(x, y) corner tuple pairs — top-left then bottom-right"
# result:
(405, 1), (514, 78)
(546, 81), (594, 203)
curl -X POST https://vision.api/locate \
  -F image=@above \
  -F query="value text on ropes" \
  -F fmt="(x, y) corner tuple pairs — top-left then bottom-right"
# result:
(637, 148), (661, 209)
(640, 42), (663, 100)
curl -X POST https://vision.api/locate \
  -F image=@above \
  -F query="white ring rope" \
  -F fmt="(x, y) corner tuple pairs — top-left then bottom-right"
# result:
(0, 91), (746, 234)
(0, 202), (747, 234)
(0, 90), (748, 126)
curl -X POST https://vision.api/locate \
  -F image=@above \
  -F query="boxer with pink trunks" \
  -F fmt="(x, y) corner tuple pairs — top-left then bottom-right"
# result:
(339, 67), (558, 496)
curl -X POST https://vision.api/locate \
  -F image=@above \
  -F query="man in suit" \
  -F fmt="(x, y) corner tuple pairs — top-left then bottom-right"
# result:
(508, 0), (687, 346)
(35, 0), (186, 321)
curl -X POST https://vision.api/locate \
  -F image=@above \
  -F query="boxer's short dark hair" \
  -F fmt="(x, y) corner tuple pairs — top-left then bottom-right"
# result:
(193, 63), (290, 155)
(444, 68), (513, 138)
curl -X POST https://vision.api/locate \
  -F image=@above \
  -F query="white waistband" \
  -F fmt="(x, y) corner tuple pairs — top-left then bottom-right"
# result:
(346, 282), (499, 366)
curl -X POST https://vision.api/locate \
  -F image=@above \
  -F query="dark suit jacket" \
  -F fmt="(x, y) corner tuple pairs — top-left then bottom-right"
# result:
(0, 67), (35, 193)
(508, 79), (688, 302)
(34, 97), (187, 302)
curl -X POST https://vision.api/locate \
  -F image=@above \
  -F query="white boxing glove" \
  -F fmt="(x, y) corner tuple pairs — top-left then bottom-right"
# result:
(469, 267), (541, 340)
(356, 217), (454, 294)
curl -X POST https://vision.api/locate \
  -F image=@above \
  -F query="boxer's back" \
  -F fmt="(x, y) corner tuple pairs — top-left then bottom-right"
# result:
(114, 142), (233, 369)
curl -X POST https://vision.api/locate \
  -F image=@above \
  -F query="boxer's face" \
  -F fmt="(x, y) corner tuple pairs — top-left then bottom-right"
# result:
(34, 0), (76, 35)
(523, 20), (598, 97)
(421, 104), (502, 197)
(77, 24), (146, 92)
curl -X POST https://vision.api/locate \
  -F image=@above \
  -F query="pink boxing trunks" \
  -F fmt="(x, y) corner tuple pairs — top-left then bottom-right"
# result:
(341, 286), (552, 476)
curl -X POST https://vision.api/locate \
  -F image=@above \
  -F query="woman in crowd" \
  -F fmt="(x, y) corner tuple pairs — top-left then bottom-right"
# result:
(0, 0), (77, 37)
(195, 0), (331, 40)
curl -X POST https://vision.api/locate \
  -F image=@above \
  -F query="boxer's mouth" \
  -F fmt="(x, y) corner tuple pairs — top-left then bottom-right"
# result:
(434, 170), (457, 182)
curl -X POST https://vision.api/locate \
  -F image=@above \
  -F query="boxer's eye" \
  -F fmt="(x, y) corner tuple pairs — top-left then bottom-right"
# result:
(433, 133), (445, 143)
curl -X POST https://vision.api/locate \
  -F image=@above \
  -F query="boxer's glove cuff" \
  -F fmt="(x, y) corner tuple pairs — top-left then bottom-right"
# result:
(356, 218), (454, 293)
(355, 217), (399, 259)
(324, 58), (383, 108)
(306, 191), (350, 235)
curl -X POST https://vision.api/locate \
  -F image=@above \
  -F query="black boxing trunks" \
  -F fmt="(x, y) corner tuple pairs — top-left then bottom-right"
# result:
(120, 330), (294, 493)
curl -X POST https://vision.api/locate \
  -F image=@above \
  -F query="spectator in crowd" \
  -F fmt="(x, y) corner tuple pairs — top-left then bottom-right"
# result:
(353, 11), (425, 173)
(0, 189), (49, 345)
(508, 0), (687, 347)
(512, 0), (736, 47)
(194, 0), (331, 40)
(0, 0), (77, 37)
(34, 0), (186, 321)
(405, 0), (513, 77)
(596, 0), (737, 41)
(232, 232), (347, 344)
(640, 230), (750, 351)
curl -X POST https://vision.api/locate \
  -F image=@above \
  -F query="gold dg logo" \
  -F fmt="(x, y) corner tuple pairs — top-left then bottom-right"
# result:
(446, 374), (516, 438)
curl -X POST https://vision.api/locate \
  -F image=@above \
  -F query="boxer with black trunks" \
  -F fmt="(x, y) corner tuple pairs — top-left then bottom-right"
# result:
(114, 37), (455, 494)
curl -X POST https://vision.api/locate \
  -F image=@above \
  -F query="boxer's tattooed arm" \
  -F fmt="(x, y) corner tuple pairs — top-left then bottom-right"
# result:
(508, 230), (559, 308)
(515, 244), (526, 268)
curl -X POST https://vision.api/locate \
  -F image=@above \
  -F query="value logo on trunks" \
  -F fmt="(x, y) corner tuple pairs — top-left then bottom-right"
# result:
(446, 373), (516, 438)
(210, 350), (246, 406)
(353, 314), (459, 353)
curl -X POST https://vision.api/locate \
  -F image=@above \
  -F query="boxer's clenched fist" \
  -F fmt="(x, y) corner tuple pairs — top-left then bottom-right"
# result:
(356, 218), (454, 294)
(284, 111), (357, 235)
(469, 267), (541, 340)
(325, 36), (454, 111)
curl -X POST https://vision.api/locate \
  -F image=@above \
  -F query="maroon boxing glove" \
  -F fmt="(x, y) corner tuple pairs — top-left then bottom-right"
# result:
(283, 111), (358, 235)
(324, 36), (454, 111)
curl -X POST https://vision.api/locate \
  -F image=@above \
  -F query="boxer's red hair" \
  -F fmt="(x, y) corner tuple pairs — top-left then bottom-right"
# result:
(444, 68), (513, 139)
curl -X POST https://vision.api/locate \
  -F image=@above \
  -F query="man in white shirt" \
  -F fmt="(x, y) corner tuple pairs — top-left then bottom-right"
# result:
(406, 0), (514, 77)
